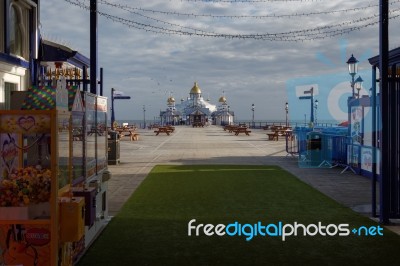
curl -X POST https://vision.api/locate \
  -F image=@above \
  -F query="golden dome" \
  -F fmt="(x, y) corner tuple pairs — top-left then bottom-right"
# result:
(167, 96), (175, 103)
(190, 82), (202, 94)
(219, 96), (227, 103)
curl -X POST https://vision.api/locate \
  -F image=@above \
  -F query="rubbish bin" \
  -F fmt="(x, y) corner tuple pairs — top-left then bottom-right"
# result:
(307, 131), (322, 166)
(108, 131), (120, 165)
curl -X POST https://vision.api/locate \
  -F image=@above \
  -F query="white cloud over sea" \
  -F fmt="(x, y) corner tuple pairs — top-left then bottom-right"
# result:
(40, 0), (400, 122)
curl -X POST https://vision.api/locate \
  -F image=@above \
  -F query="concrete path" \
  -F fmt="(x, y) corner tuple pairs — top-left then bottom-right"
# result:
(107, 125), (377, 220)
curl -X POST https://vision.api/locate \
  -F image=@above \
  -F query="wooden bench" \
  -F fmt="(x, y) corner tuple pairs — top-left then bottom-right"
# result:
(148, 124), (160, 130)
(192, 122), (204, 127)
(166, 126), (175, 132)
(228, 126), (239, 133)
(267, 132), (279, 141)
(154, 127), (172, 135)
(234, 127), (251, 136)
(115, 127), (138, 141)
(121, 132), (139, 141)
(224, 125), (237, 132)
(119, 131), (139, 141)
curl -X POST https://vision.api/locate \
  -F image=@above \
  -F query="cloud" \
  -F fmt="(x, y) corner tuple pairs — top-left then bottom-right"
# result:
(39, 0), (400, 122)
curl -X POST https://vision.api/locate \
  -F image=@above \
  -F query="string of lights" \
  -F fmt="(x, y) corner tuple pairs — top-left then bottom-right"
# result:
(97, 0), (400, 19)
(63, 0), (400, 41)
(180, 0), (324, 3)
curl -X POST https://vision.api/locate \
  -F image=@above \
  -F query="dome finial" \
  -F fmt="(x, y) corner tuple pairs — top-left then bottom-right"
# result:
(190, 82), (202, 94)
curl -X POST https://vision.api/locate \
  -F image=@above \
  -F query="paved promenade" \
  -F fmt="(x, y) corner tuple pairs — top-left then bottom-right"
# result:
(107, 125), (377, 220)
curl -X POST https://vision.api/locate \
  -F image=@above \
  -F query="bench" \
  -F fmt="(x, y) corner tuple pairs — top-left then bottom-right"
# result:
(154, 127), (172, 135)
(234, 127), (251, 136)
(115, 127), (138, 141)
(120, 132), (139, 141)
(148, 124), (160, 130)
(267, 130), (290, 140)
(192, 122), (204, 127)
(224, 125), (237, 132)
(119, 131), (139, 141)
(228, 126), (239, 133)
(166, 126), (175, 132)
(267, 132), (279, 141)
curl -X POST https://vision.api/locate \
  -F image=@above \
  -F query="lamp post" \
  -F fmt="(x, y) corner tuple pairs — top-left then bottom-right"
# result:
(299, 87), (314, 126)
(285, 102), (289, 127)
(347, 54), (359, 98)
(251, 103), (255, 128)
(354, 75), (364, 99)
(111, 88), (115, 129)
(143, 105), (146, 129)
(314, 99), (318, 125)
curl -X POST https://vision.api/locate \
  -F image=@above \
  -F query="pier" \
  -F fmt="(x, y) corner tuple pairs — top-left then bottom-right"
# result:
(107, 125), (378, 222)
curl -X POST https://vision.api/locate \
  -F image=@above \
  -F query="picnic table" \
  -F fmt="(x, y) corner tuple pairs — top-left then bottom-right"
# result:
(166, 126), (175, 132)
(87, 126), (105, 136)
(154, 127), (173, 135)
(223, 125), (237, 132)
(234, 127), (251, 136)
(148, 124), (160, 129)
(115, 127), (139, 141)
(267, 128), (292, 141)
(192, 122), (204, 127)
(267, 131), (279, 141)
(224, 125), (240, 133)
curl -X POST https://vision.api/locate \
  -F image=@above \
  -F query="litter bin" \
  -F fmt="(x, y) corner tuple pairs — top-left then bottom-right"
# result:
(108, 131), (120, 165)
(307, 131), (322, 166)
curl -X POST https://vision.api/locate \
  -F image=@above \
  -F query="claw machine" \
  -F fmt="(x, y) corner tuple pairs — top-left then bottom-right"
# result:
(0, 82), (84, 265)
(74, 92), (110, 251)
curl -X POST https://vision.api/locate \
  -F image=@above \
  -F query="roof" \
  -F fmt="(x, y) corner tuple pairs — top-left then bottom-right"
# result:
(368, 47), (400, 67)
(40, 39), (90, 68)
(167, 96), (175, 103)
(190, 82), (202, 94)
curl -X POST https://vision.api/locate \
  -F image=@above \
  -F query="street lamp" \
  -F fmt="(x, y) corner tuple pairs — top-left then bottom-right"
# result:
(285, 102), (289, 127)
(314, 99), (318, 125)
(355, 75), (364, 98)
(346, 54), (359, 98)
(299, 87), (314, 126)
(111, 88), (115, 129)
(251, 103), (255, 128)
(143, 105), (146, 129)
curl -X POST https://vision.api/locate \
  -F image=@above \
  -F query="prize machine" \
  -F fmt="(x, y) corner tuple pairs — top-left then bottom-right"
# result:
(72, 90), (110, 251)
(0, 79), (110, 265)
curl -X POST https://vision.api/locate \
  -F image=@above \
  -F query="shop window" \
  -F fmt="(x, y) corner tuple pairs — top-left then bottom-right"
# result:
(0, 82), (18, 110)
(9, 4), (23, 57)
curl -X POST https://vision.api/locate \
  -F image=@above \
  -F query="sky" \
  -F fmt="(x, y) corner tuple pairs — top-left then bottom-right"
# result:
(39, 0), (400, 122)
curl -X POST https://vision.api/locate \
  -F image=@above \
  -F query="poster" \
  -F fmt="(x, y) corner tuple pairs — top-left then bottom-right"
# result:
(0, 224), (51, 265)
(347, 144), (360, 168)
(350, 106), (363, 144)
(361, 147), (373, 172)
(0, 133), (20, 179)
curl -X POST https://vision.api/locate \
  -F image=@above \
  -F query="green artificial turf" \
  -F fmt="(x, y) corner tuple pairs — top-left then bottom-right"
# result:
(77, 165), (400, 266)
